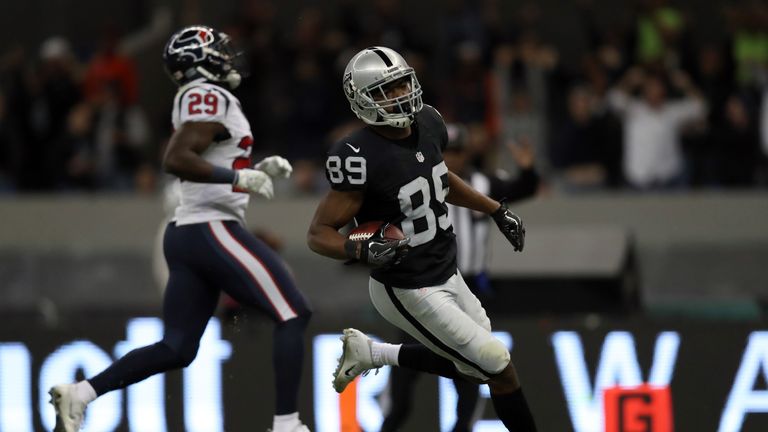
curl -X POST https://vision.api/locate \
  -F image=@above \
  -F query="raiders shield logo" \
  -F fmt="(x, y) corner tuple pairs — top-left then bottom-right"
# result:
(415, 151), (425, 163)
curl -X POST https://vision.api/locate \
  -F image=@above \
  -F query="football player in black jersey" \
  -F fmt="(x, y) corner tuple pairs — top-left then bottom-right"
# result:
(307, 47), (536, 431)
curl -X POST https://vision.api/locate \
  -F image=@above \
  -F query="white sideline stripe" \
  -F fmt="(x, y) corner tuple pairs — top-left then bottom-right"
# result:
(209, 221), (297, 321)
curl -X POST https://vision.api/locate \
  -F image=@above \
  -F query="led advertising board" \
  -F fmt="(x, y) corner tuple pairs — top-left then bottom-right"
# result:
(0, 312), (766, 431)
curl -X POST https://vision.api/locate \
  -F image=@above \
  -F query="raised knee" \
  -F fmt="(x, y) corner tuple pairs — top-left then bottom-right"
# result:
(161, 340), (199, 368)
(478, 338), (510, 375)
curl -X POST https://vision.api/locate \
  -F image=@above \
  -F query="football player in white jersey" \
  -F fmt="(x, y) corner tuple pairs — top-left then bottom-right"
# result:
(49, 26), (312, 432)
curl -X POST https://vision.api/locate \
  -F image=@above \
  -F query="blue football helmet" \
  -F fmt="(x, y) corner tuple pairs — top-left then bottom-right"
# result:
(163, 25), (242, 89)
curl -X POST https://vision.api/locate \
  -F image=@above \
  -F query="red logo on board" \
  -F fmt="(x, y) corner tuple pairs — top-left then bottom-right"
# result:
(604, 384), (673, 432)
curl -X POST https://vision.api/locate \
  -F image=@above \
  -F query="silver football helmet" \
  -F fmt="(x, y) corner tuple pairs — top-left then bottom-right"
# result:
(343, 46), (423, 128)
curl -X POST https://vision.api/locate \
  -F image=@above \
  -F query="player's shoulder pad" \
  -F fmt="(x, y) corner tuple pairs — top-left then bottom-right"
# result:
(419, 104), (448, 150)
(420, 104), (444, 121)
(176, 82), (234, 122)
(327, 129), (368, 158)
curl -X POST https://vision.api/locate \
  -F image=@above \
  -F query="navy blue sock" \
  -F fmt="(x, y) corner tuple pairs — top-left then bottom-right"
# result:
(490, 388), (537, 432)
(273, 314), (310, 414)
(88, 341), (188, 396)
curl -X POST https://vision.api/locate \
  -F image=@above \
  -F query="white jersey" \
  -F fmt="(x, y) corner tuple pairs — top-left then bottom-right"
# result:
(170, 80), (253, 225)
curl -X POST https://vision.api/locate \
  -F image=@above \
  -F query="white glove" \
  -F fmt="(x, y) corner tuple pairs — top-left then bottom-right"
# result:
(235, 169), (274, 199)
(254, 155), (293, 179)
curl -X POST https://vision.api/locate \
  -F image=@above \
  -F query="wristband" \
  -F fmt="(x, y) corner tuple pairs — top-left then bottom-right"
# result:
(210, 166), (238, 184)
(344, 239), (361, 261)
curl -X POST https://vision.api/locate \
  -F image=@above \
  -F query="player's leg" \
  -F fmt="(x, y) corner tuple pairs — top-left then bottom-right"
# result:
(380, 331), (421, 432)
(88, 266), (218, 393)
(371, 273), (536, 431)
(334, 276), (479, 393)
(368, 274), (504, 378)
(453, 273), (537, 431)
(204, 221), (311, 431)
(50, 222), (220, 432)
(452, 378), (481, 432)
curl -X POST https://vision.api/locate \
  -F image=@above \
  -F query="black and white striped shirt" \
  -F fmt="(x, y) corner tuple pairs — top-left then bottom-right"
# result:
(448, 168), (539, 277)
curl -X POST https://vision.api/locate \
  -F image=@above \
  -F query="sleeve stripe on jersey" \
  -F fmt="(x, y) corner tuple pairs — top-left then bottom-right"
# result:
(209, 87), (231, 115)
(176, 87), (196, 119)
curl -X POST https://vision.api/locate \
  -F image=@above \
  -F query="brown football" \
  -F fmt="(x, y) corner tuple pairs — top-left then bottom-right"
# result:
(347, 221), (405, 241)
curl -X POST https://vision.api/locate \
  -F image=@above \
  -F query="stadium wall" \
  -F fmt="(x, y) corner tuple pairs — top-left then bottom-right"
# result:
(0, 193), (766, 313)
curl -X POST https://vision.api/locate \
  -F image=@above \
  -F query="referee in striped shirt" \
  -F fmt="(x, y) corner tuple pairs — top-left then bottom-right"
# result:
(381, 124), (540, 432)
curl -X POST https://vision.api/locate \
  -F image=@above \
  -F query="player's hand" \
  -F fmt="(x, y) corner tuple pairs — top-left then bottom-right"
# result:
(235, 169), (274, 199)
(492, 201), (525, 252)
(346, 224), (411, 267)
(254, 155), (293, 179)
(507, 136), (535, 169)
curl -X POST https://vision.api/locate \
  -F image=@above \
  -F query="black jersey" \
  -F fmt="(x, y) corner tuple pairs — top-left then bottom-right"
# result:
(325, 105), (458, 288)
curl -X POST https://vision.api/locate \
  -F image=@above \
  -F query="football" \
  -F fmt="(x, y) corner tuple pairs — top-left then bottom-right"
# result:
(347, 221), (405, 242)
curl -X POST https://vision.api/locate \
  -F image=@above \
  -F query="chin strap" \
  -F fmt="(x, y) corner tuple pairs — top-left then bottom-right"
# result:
(194, 67), (241, 90)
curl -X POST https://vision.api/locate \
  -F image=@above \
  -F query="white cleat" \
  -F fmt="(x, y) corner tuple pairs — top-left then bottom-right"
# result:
(332, 328), (376, 393)
(49, 384), (87, 432)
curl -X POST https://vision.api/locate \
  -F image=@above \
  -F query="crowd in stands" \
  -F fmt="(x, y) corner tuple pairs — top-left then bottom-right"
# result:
(1, 0), (767, 195)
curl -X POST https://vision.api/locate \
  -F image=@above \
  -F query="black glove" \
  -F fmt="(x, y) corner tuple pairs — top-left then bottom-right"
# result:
(491, 201), (525, 252)
(344, 224), (411, 267)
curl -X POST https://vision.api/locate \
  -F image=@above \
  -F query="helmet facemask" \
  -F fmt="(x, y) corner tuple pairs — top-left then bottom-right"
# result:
(193, 33), (242, 89)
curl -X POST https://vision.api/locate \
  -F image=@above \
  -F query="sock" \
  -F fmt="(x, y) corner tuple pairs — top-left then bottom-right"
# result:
(273, 315), (309, 414)
(76, 381), (97, 404)
(272, 412), (301, 432)
(371, 342), (401, 367)
(397, 344), (459, 379)
(490, 388), (537, 432)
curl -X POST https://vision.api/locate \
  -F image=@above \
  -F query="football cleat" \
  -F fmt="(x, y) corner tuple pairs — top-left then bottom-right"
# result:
(332, 328), (376, 393)
(49, 384), (87, 432)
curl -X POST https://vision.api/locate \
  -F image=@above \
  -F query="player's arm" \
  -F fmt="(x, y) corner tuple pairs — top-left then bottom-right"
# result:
(307, 189), (364, 260)
(446, 171), (526, 252)
(307, 189), (410, 265)
(163, 121), (228, 182)
(446, 171), (500, 213)
(163, 121), (273, 197)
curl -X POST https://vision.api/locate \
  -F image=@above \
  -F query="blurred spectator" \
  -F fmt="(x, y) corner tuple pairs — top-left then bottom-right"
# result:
(88, 81), (151, 190)
(444, 41), (492, 126)
(631, 0), (694, 71)
(724, 1), (768, 91)
(0, 91), (17, 192)
(492, 30), (558, 177)
(710, 94), (761, 186)
(83, 30), (137, 107)
(20, 37), (82, 190)
(608, 67), (706, 189)
(550, 85), (622, 191)
(354, 0), (417, 51)
(763, 87), (768, 157)
(59, 103), (97, 189)
(3, 0), (768, 194)
(82, 30), (152, 190)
